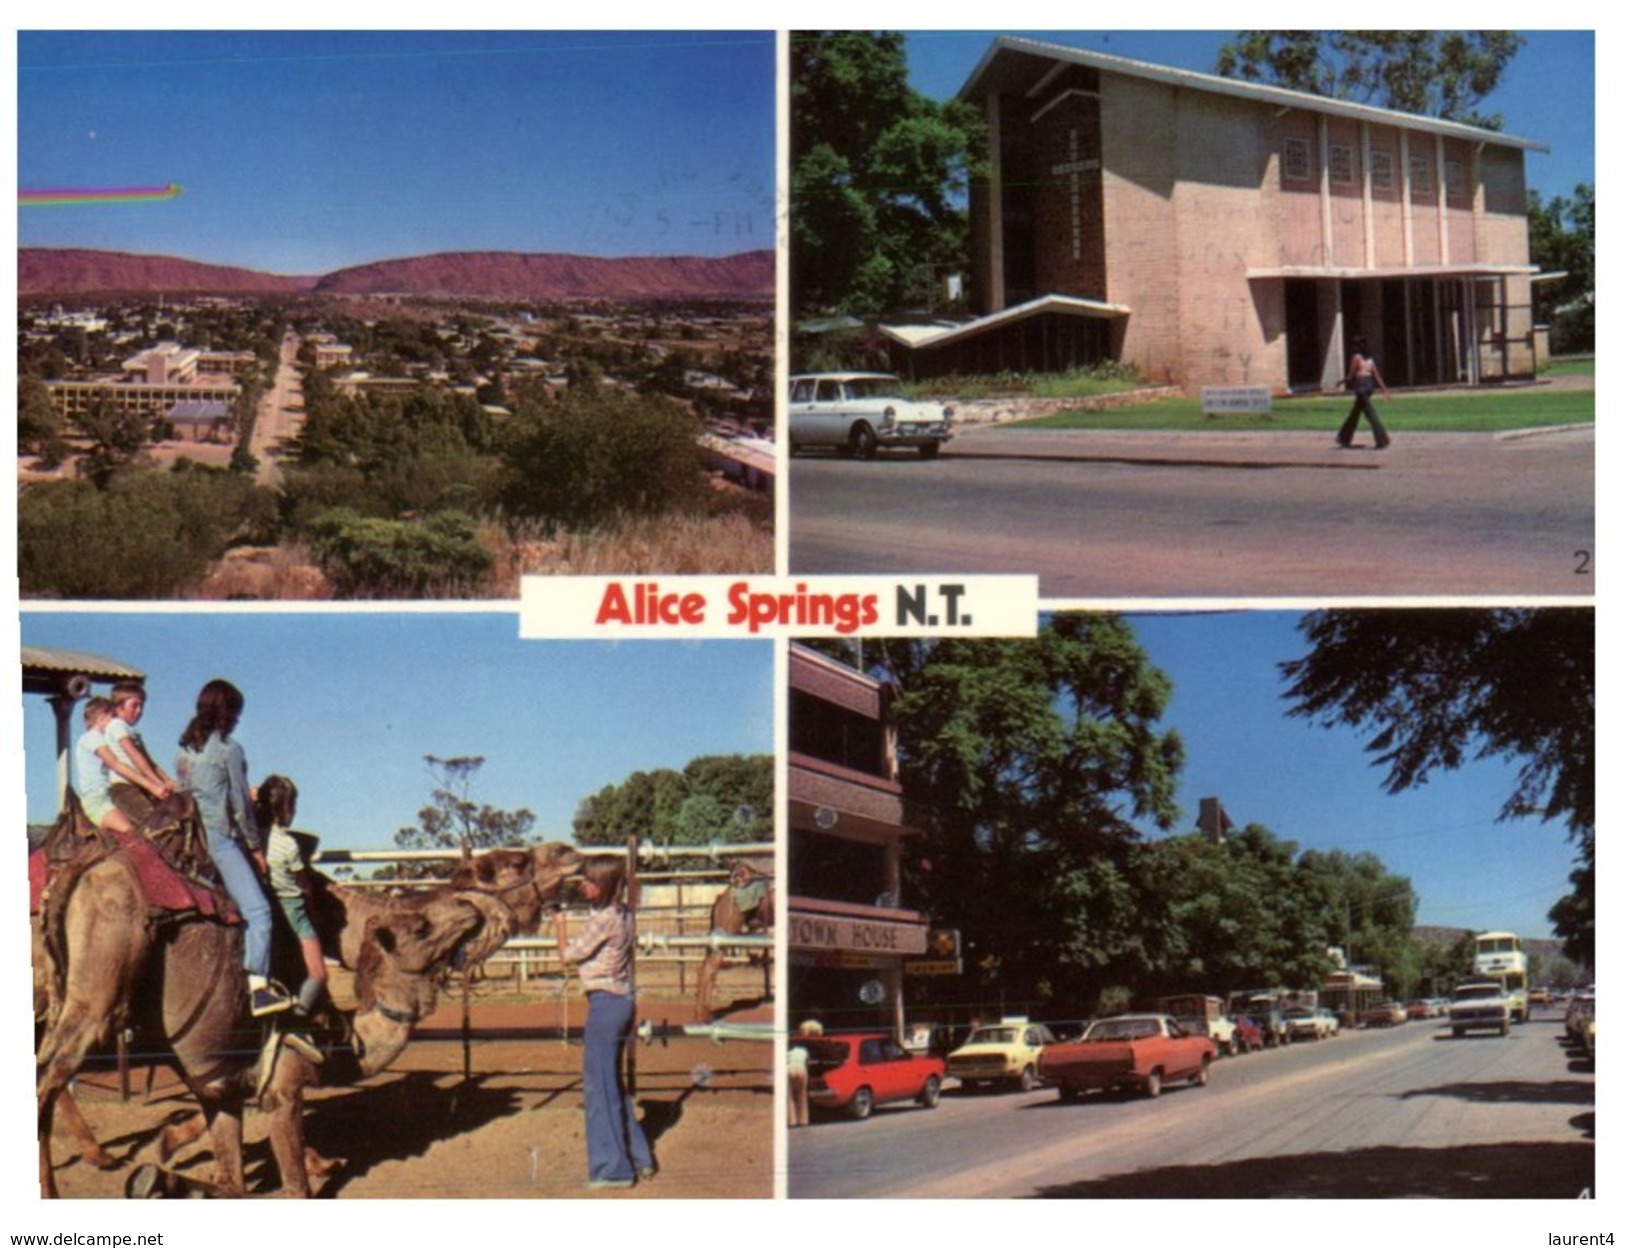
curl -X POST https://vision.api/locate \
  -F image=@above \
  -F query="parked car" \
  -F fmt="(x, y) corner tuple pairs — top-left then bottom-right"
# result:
(1406, 999), (1433, 1021)
(804, 1033), (946, 1120)
(788, 372), (954, 459)
(1038, 1013), (1215, 1101)
(1231, 1015), (1266, 1053)
(1448, 981), (1512, 1038)
(1564, 992), (1596, 1045)
(946, 1018), (1058, 1091)
(1284, 1005), (1332, 1041)
(1364, 1001), (1408, 1028)
(1157, 994), (1240, 1056)
(1315, 1006), (1342, 1036)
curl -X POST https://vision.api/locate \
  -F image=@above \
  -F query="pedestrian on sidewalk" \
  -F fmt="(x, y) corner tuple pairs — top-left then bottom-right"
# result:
(1338, 337), (1392, 450)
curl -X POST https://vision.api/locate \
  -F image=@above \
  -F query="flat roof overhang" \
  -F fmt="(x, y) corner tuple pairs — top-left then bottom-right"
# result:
(960, 35), (1549, 155)
(1247, 262), (1540, 281)
(880, 293), (1130, 352)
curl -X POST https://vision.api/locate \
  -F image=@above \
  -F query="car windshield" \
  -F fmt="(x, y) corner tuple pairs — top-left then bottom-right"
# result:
(802, 1039), (851, 1070)
(1454, 985), (1502, 1001)
(843, 377), (904, 400)
(966, 1028), (1020, 1045)
(1085, 1019), (1160, 1042)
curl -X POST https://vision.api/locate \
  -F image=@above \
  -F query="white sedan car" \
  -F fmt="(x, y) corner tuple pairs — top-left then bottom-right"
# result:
(788, 372), (953, 459)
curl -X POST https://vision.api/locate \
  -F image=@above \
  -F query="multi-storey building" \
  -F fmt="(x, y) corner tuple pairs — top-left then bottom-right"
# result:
(788, 644), (930, 1036)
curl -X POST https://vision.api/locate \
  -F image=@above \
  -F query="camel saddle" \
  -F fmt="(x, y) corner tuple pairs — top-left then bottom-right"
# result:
(29, 788), (240, 924)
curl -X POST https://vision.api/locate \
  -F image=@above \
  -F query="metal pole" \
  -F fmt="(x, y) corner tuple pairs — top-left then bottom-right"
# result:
(625, 834), (640, 1101)
(461, 968), (473, 1084)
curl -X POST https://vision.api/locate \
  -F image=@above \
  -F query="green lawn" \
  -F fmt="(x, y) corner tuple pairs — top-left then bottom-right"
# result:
(1015, 386), (1594, 433)
(1542, 356), (1595, 378)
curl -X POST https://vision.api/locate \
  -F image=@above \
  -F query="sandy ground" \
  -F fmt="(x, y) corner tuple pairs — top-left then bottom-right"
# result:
(44, 993), (775, 1200)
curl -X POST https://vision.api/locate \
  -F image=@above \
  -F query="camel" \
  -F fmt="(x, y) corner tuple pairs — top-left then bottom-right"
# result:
(695, 858), (775, 1022)
(35, 803), (580, 1198)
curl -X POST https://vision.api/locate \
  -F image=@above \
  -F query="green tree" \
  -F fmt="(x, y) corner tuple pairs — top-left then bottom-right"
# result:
(884, 617), (1184, 1010)
(1527, 185), (1594, 354)
(1216, 32), (1524, 128)
(75, 394), (149, 488)
(791, 31), (984, 316)
(498, 386), (705, 532)
(1281, 608), (1593, 968)
(391, 755), (536, 880)
(18, 376), (67, 467)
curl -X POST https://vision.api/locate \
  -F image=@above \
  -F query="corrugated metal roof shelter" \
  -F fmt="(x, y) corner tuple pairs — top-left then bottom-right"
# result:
(22, 646), (146, 810)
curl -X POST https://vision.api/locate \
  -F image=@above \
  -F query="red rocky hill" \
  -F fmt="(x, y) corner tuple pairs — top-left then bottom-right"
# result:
(18, 249), (315, 295)
(20, 247), (772, 301)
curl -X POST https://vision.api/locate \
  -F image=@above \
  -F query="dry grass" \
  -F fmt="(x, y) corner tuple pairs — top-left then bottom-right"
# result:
(192, 543), (335, 601)
(494, 505), (774, 579)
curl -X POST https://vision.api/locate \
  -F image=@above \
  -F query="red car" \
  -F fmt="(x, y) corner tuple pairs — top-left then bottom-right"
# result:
(1231, 1014), (1266, 1053)
(1039, 1014), (1216, 1101)
(805, 1033), (945, 1120)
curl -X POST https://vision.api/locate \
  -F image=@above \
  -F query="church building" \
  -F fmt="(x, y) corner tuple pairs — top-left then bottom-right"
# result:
(890, 36), (1547, 392)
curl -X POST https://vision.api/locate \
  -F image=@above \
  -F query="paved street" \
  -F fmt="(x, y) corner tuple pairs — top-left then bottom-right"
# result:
(250, 331), (306, 487)
(790, 1010), (1593, 1198)
(789, 427), (1594, 598)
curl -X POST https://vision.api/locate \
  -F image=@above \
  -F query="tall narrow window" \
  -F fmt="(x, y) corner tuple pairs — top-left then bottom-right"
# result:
(1370, 149), (1394, 191)
(1282, 136), (1312, 182)
(1329, 142), (1355, 186)
(1445, 159), (1468, 198)
(1409, 153), (1433, 196)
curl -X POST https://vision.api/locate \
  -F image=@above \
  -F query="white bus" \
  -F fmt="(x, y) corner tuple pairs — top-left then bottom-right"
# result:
(1472, 931), (1529, 1023)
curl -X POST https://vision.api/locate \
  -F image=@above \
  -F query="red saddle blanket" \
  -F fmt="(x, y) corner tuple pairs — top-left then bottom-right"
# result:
(29, 829), (240, 924)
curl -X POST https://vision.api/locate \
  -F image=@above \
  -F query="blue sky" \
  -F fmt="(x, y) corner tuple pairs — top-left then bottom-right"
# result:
(21, 611), (773, 853)
(17, 31), (775, 274)
(904, 30), (1595, 202)
(1125, 611), (1583, 941)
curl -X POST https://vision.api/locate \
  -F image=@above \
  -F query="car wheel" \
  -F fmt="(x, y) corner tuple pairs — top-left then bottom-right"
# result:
(1018, 1065), (1037, 1093)
(1144, 1070), (1162, 1099)
(1192, 1057), (1211, 1087)
(918, 442), (940, 459)
(918, 1075), (941, 1109)
(848, 1086), (874, 1120)
(1057, 1083), (1084, 1103)
(1453, 1026), (1465, 1038)
(850, 423), (878, 460)
(1499, 1021), (1510, 1037)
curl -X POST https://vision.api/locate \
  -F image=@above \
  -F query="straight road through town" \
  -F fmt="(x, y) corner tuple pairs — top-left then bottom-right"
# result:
(788, 1011), (1593, 1198)
(250, 330), (306, 487)
(789, 428), (1594, 598)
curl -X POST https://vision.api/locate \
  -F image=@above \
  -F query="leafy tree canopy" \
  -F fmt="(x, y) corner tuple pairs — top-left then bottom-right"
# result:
(1281, 609), (1593, 842)
(1528, 184), (1595, 354)
(574, 754), (772, 849)
(876, 617), (1184, 1008)
(391, 755), (535, 879)
(1216, 31), (1524, 128)
(791, 31), (985, 316)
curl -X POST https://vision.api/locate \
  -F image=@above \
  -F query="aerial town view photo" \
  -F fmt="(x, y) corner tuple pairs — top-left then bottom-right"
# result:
(788, 32), (1594, 598)
(787, 610), (1593, 1198)
(17, 31), (775, 600)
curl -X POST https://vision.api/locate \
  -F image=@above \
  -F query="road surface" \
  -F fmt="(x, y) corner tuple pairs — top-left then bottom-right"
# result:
(790, 1010), (1593, 1198)
(790, 428), (1594, 598)
(250, 331), (306, 487)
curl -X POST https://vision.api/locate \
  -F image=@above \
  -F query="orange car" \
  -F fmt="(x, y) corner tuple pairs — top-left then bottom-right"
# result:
(1039, 1013), (1216, 1101)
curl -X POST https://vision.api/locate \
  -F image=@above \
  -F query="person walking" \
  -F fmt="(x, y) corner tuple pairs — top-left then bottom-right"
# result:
(174, 679), (292, 1018)
(553, 857), (654, 1190)
(1337, 336), (1392, 450)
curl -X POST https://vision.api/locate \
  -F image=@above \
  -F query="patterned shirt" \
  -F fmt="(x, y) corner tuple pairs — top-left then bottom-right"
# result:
(560, 903), (634, 995)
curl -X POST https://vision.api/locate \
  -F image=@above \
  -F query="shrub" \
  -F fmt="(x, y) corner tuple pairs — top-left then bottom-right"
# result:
(304, 507), (493, 598)
(18, 467), (277, 598)
(498, 388), (706, 532)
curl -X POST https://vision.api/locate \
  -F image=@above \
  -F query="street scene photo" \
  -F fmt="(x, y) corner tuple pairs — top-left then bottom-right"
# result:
(788, 32), (1594, 597)
(786, 610), (1593, 1197)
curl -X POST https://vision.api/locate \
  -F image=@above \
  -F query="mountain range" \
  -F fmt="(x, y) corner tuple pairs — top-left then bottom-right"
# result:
(18, 248), (774, 301)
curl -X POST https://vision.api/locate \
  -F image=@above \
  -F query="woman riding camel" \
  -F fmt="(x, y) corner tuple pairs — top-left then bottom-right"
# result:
(174, 679), (292, 1018)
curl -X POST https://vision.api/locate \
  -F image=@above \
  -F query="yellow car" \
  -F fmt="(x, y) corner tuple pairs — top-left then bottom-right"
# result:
(946, 1018), (1058, 1092)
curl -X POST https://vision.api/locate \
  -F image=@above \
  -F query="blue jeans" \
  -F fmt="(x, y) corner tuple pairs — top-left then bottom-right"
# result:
(583, 991), (652, 1182)
(207, 829), (274, 978)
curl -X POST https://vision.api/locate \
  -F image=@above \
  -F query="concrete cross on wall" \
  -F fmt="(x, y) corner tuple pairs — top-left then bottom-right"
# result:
(1050, 127), (1099, 262)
